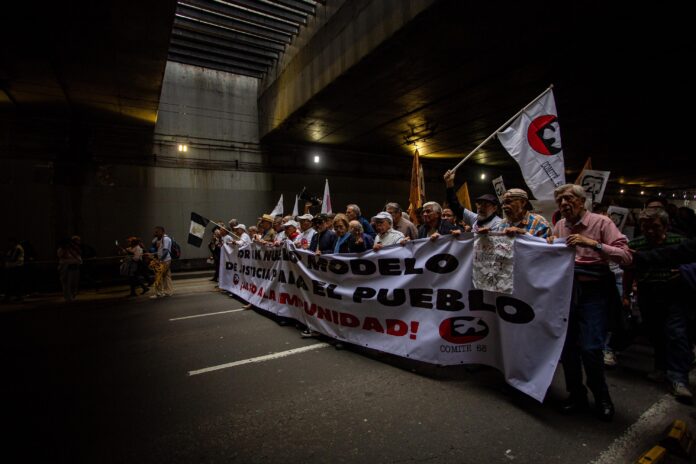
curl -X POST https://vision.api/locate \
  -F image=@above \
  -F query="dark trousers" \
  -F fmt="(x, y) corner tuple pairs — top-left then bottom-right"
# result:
(4, 267), (23, 299)
(561, 280), (610, 400)
(639, 282), (693, 384)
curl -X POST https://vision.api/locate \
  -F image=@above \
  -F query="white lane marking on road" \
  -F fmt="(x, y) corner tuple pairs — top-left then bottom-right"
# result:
(589, 394), (674, 464)
(169, 308), (245, 321)
(188, 343), (330, 376)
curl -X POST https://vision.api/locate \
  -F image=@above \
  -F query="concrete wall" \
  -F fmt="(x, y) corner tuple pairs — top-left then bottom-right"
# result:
(0, 61), (273, 264)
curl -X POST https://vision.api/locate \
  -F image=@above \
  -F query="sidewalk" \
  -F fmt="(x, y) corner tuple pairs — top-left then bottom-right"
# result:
(0, 270), (216, 313)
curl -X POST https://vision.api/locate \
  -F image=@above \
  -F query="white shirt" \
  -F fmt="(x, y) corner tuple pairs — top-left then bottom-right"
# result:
(295, 228), (316, 248)
(375, 228), (405, 247)
(157, 235), (172, 263)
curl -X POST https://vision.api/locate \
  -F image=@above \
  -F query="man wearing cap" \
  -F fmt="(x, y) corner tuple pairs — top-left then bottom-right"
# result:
(254, 214), (277, 244)
(281, 220), (300, 242)
(372, 212), (405, 250)
(295, 214), (316, 249)
(309, 213), (337, 254)
(444, 170), (502, 232)
(385, 202), (418, 240)
(482, 188), (550, 238)
(231, 224), (251, 246)
(274, 215), (293, 243)
(547, 184), (632, 421)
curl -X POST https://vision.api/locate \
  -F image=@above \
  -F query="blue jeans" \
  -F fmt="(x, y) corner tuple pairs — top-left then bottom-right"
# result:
(561, 280), (610, 399)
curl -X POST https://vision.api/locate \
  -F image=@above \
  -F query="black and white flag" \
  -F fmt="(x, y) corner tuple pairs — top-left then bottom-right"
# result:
(188, 212), (210, 247)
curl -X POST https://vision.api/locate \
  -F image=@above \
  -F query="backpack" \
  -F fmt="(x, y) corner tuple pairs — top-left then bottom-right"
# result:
(170, 238), (181, 260)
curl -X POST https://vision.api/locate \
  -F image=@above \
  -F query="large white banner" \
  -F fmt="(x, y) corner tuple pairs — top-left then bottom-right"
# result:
(220, 235), (575, 401)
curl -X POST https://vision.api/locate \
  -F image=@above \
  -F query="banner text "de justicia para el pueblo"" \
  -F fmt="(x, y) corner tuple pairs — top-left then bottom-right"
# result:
(220, 235), (575, 401)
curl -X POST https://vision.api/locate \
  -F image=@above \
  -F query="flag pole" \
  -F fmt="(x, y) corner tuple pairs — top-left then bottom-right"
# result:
(450, 84), (554, 173)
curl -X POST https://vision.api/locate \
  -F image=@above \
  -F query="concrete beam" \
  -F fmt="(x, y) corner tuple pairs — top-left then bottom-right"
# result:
(258, 0), (436, 138)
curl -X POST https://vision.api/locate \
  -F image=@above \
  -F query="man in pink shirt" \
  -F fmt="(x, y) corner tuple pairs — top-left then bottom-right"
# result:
(549, 184), (632, 421)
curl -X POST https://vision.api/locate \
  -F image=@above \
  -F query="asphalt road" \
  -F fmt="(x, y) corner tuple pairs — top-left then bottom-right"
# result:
(2, 279), (694, 463)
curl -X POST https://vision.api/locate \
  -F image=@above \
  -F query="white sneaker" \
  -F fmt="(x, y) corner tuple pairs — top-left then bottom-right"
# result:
(603, 350), (618, 367)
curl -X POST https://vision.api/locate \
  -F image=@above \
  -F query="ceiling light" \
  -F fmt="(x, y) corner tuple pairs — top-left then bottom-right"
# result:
(313, 155), (320, 164)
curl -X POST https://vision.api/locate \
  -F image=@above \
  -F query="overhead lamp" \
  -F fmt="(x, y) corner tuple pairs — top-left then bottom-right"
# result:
(480, 173), (486, 180)
(178, 144), (188, 153)
(640, 190), (645, 195)
(313, 155), (320, 164)
(620, 189), (625, 194)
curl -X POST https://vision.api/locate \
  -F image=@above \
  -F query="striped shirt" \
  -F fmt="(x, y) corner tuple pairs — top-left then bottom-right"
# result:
(494, 211), (550, 238)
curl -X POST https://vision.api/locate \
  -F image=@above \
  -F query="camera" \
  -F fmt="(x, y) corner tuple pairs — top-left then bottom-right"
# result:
(299, 187), (323, 207)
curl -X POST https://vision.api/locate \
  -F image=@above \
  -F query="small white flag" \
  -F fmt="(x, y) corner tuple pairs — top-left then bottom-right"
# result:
(292, 195), (299, 217)
(321, 179), (332, 214)
(497, 89), (565, 200)
(270, 194), (284, 217)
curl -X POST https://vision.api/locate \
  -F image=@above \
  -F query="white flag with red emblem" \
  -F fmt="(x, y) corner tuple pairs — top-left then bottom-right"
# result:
(497, 89), (565, 200)
(320, 179), (332, 214)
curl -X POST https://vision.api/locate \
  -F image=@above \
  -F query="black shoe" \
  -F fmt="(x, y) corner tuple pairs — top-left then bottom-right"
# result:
(141, 287), (150, 295)
(559, 395), (589, 414)
(595, 398), (615, 422)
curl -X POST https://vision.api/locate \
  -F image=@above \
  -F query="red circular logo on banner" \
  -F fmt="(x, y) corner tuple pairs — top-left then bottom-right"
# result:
(439, 317), (489, 344)
(527, 114), (561, 156)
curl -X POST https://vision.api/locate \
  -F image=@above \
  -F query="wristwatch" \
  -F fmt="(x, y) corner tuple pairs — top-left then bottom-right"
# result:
(594, 242), (603, 252)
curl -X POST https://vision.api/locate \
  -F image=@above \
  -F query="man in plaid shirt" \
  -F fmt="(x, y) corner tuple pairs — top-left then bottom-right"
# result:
(479, 188), (550, 238)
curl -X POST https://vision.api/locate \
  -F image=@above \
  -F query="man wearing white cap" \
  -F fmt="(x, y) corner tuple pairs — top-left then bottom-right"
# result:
(294, 213), (316, 249)
(231, 224), (251, 246)
(372, 211), (405, 250)
(282, 220), (300, 242)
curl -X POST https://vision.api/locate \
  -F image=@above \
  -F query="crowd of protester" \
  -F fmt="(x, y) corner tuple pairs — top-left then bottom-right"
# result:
(209, 173), (696, 423)
(2, 173), (696, 424)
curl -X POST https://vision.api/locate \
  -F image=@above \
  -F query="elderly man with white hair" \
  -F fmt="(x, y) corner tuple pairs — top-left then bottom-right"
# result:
(345, 204), (376, 238)
(416, 201), (459, 240)
(547, 183), (632, 422)
(372, 211), (405, 250)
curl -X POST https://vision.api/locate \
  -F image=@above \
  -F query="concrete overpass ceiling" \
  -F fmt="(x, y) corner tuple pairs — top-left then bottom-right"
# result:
(261, 1), (693, 190)
(1, 1), (177, 158)
(169, 0), (322, 79)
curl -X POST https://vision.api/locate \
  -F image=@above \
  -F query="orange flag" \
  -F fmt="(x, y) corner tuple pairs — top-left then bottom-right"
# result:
(573, 157), (592, 185)
(456, 181), (472, 212)
(408, 149), (426, 222)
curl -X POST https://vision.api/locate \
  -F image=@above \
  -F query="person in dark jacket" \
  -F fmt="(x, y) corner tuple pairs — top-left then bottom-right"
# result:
(345, 204), (376, 238)
(417, 201), (459, 239)
(633, 238), (696, 269)
(309, 213), (337, 255)
(331, 214), (373, 253)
